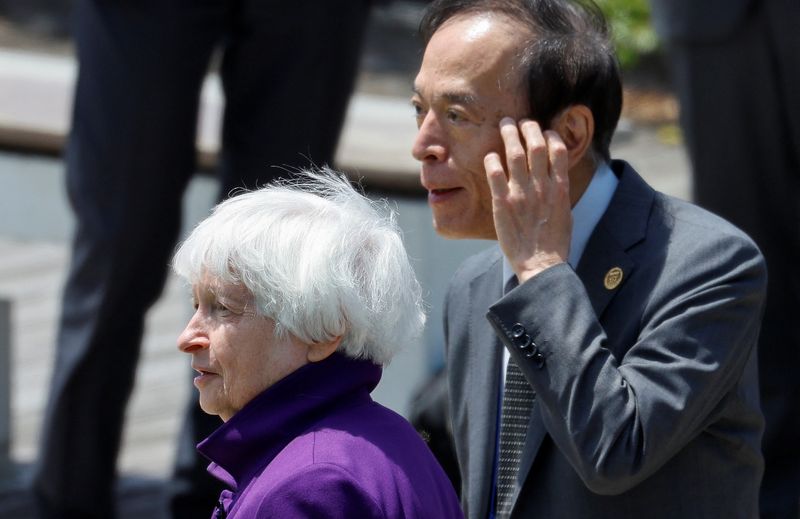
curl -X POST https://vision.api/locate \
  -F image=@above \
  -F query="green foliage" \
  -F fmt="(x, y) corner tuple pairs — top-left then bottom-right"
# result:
(595, 0), (659, 69)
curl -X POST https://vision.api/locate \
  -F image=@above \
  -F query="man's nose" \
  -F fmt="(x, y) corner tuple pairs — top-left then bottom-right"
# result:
(177, 312), (209, 353)
(412, 112), (446, 162)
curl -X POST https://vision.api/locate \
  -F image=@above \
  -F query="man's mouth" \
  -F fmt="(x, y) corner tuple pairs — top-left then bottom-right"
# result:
(428, 187), (462, 203)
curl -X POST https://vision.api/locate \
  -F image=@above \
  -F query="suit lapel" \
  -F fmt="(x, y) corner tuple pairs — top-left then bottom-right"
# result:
(575, 231), (635, 318)
(466, 251), (504, 519)
(576, 161), (653, 318)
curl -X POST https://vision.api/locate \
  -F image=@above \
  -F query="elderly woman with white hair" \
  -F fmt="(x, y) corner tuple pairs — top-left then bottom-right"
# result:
(173, 169), (462, 519)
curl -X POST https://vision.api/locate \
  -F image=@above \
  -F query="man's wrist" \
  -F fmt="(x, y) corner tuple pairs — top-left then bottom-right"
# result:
(515, 256), (566, 284)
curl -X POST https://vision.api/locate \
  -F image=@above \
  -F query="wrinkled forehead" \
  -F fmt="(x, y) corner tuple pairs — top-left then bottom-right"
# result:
(429, 12), (531, 58)
(414, 13), (531, 105)
(194, 270), (251, 301)
(417, 12), (531, 93)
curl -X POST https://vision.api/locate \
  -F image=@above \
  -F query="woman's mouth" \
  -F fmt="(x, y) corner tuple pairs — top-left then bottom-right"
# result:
(193, 368), (219, 387)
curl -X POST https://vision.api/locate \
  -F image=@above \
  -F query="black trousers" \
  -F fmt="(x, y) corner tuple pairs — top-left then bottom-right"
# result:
(31, 1), (370, 517)
(663, 2), (800, 517)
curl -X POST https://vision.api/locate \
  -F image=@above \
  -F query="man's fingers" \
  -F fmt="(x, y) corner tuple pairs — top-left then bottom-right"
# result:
(544, 130), (569, 203)
(519, 119), (549, 182)
(485, 152), (511, 200)
(499, 117), (529, 189)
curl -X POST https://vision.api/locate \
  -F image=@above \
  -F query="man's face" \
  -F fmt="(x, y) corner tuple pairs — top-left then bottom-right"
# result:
(177, 274), (308, 422)
(412, 13), (530, 240)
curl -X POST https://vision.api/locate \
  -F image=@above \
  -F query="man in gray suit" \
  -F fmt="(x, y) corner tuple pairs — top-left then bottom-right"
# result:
(411, 0), (767, 517)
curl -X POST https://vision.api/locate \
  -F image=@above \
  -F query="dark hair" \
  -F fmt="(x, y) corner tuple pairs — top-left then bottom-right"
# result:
(420, 0), (622, 162)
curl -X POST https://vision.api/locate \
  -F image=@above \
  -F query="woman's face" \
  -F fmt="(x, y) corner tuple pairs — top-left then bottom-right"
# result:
(177, 274), (309, 422)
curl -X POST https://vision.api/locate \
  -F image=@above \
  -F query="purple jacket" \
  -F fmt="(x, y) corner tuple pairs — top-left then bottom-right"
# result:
(198, 352), (463, 518)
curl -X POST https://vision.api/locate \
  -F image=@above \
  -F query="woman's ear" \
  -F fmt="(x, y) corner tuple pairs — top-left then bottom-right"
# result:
(552, 104), (594, 169)
(306, 335), (343, 363)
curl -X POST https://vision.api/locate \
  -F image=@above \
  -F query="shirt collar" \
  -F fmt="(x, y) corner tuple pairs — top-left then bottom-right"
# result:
(503, 160), (618, 285)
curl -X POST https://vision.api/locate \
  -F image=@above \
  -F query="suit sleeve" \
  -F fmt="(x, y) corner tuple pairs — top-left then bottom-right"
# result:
(486, 231), (766, 495)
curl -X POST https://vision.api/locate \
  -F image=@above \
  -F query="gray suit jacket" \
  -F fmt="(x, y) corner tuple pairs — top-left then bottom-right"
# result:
(444, 161), (766, 518)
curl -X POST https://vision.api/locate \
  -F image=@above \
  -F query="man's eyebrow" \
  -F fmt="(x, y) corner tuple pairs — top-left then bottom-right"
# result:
(443, 92), (479, 105)
(411, 86), (479, 106)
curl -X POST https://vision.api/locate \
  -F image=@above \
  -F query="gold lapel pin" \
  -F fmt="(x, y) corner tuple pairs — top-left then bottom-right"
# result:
(604, 267), (624, 290)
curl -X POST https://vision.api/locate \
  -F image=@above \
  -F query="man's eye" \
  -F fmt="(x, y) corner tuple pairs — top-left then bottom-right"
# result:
(411, 102), (426, 119)
(446, 110), (464, 123)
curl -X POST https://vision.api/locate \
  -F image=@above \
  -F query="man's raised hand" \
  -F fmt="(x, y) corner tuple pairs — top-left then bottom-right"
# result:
(484, 117), (572, 283)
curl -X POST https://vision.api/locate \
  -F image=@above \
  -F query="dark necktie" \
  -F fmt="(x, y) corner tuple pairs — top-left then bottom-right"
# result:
(495, 278), (535, 518)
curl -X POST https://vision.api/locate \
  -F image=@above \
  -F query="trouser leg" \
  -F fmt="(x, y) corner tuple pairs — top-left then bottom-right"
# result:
(217, 0), (372, 187)
(32, 1), (222, 517)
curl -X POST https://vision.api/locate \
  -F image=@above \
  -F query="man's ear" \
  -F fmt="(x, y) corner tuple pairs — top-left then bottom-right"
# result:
(306, 335), (343, 363)
(552, 104), (594, 169)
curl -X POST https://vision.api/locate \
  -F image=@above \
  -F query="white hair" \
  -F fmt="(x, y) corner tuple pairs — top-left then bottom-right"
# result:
(172, 167), (425, 365)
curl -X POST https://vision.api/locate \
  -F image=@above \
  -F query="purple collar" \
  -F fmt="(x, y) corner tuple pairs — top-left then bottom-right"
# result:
(197, 352), (382, 489)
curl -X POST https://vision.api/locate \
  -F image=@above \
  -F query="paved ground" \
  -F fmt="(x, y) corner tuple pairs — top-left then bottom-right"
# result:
(0, 4), (690, 516)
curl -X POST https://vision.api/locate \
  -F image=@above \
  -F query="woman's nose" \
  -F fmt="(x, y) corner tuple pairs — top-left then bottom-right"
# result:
(177, 312), (209, 353)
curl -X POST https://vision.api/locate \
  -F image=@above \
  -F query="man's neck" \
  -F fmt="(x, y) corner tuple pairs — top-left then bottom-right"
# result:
(568, 156), (598, 207)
